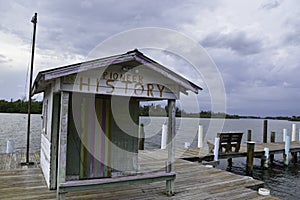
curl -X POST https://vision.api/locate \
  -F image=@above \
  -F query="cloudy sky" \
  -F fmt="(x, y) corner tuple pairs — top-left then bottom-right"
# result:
(0, 0), (299, 117)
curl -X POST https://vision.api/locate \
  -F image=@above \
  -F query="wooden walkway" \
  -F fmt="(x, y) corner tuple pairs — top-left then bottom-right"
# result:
(0, 151), (278, 200)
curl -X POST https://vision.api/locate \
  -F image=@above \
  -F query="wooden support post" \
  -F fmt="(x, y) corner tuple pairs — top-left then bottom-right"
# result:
(270, 131), (275, 143)
(57, 92), (69, 200)
(227, 158), (232, 170)
(292, 152), (298, 163)
(284, 135), (290, 166)
(139, 124), (145, 150)
(263, 120), (268, 143)
(292, 124), (296, 142)
(161, 123), (167, 149)
(247, 130), (252, 142)
(270, 131), (275, 163)
(246, 142), (255, 176)
(166, 99), (175, 196)
(197, 125), (203, 148)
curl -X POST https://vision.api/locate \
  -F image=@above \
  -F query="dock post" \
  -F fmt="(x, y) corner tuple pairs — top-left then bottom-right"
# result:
(270, 132), (275, 163)
(284, 135), (290, 166)
(166, 99), (175, 196)
(291, 124), (297, 163)
(292, 124), (296, 142)
(161, 123), (167, 149)
(262, 147), (269, 169)
(246, 141), (255, 176)
(214, 137), (220, 161)
(139, 124), (145, 150)
(263, 120), (268, 143)
(6, 140), (14, 154)
(197, 125), (203, 148)
(283, 128), (287, 142)
(247, 130), (252, 142)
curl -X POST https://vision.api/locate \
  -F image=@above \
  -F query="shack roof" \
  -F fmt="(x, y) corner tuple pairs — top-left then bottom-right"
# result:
(32, 49), (202, 96)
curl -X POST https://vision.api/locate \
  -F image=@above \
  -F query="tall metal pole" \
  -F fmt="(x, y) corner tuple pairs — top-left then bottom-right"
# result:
(23, 13), (37, 165)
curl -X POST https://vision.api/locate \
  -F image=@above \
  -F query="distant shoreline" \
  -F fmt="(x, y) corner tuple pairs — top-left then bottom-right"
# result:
(1, 111), (299, 121)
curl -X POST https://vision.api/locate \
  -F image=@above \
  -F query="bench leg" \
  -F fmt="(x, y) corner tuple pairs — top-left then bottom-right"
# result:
(166, 179), (175, 196)
(227, 158), (232, 170)
(57, 190), (67, 200)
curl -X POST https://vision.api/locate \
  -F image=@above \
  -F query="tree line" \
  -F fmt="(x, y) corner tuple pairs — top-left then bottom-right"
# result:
(0, 99), (42, 114)
(0, 99), (299, 121)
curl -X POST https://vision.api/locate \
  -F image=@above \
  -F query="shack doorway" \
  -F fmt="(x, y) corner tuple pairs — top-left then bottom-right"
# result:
(66, 93), (139, 180)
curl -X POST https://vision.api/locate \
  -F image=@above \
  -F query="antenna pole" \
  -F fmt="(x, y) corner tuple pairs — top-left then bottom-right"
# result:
(23, 13), (37, 165)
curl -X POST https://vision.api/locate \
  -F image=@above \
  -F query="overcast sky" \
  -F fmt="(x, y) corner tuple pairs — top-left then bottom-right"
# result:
(0, 0), (299, 117)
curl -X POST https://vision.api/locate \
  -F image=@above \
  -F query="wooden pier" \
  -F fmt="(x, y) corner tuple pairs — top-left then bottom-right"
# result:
(0, 151), (280, 200)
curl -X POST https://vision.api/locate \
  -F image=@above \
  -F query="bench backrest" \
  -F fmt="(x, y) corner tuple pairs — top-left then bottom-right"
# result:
(217, 132), (243, 153)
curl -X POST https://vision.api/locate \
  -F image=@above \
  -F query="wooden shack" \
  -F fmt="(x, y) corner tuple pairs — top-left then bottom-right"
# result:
(32, 49), (201, 198)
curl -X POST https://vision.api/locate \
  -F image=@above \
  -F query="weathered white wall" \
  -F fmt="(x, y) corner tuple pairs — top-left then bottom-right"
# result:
(40, 133), (51, 187)
(40, 86), (53, 188)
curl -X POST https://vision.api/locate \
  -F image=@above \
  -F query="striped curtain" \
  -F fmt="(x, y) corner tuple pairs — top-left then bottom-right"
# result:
(79, 96), (112, 179)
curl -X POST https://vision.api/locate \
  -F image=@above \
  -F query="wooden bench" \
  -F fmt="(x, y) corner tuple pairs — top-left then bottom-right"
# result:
(58, 172), (176, 199)
(207, 132), (243, 153)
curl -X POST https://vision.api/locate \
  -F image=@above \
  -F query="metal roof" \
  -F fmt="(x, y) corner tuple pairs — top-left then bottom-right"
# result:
(32, 49), (202, 95)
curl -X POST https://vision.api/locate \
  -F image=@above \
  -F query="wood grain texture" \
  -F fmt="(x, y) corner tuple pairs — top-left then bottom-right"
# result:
(0, 151), (280, 200)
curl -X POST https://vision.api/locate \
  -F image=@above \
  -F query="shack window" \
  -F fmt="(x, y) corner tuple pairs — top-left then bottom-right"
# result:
(42, 99), (48, 135)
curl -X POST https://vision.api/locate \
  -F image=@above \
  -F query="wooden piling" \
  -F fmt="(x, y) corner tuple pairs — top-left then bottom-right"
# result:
(139, 124), (145, 150)
(246, 142), (255, 176)
(270, 131), (275, 163)
(263, 120), (268, 143)
(247, 130), (252, 142)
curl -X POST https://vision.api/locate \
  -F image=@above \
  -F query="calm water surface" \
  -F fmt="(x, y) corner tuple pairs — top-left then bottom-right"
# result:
(1, 113), (300, 199)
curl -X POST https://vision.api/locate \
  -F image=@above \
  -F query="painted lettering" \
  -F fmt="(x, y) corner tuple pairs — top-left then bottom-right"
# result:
(96, 78), (101, 92)
(120, 73), (125, 82)
(106, 80), (115, 93)
(138, 75), (143, 83)
(102, 71), (108, 80)
(123, 81), (131, 94)
(134, 83), (144, 95)
(132, 75), (137, 83)
(126, 74), (131, 82)
(113, 73), (118, 80)
(147, 84), (154, 97)
(157, 84), (165, 98)
(72, 71), (172, 98)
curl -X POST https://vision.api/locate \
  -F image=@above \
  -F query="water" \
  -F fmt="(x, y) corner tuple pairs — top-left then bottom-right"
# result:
(1, 113), (300, 199)
(0, 113), (41, 153)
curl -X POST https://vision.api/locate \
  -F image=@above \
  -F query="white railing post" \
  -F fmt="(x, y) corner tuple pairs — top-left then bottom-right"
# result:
(198, 125), (203, 148)
(213, 137), (220, 161)
(292, 124), (296, 142)
(161, 123), (167, 149)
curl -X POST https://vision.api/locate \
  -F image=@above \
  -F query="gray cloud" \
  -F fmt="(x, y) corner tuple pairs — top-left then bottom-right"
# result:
(0, 54), (12, 64)
(0, 0), (299, 116)
(201, 31), (264, 55)
(261, 0), (282, 10)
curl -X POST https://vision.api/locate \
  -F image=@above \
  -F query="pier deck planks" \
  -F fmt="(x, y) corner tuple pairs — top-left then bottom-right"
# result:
(0, 150), (281, 200)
